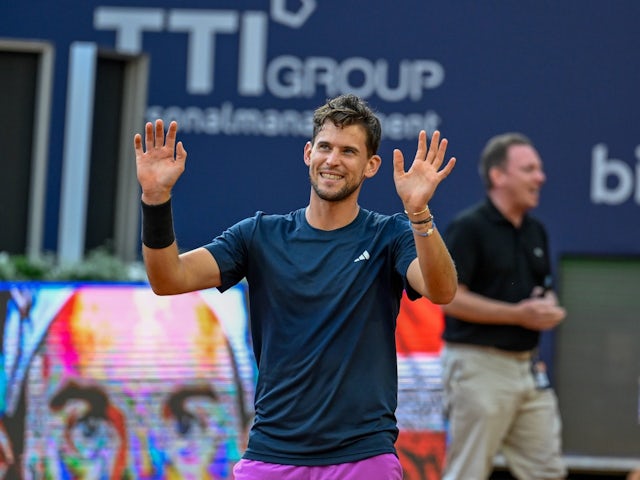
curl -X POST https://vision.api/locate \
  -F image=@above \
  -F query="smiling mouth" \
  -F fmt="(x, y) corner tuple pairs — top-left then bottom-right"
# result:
(320, 172), (343, 180)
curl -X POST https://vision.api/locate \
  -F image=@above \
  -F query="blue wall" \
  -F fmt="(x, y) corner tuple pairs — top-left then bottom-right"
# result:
(3, 0), (640, 258)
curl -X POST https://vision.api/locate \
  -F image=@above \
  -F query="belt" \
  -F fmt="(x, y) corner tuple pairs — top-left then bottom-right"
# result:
(445, 342), (534, 361)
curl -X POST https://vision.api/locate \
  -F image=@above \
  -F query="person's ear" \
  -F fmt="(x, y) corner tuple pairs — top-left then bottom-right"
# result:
(488, 165), (504, 187)
(303, 142), (312, 166)
(364, 155), (382, 178)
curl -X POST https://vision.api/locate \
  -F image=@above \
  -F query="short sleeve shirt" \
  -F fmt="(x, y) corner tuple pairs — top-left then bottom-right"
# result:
(442, 199), (552, 351)
(204, 207), (418, 465)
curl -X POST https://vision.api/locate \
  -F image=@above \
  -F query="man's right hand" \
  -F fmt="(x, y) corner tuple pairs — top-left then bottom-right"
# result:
(516, 295), (567, 331)
(134, 119), (187, 205)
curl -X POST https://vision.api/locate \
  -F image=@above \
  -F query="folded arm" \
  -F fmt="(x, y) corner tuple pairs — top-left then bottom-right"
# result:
(442, 284), (566, 331)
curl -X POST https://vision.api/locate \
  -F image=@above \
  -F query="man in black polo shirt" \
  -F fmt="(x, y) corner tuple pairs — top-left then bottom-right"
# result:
(441, 133), (567, 480)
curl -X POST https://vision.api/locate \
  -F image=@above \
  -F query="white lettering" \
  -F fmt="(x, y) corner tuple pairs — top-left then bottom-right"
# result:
(146, 103), (441, 140)
(410, 60), (445, 100)
(266, 55), (304, 98)
(591, 143), (639, 205)
(337, 57), (376, 98)
(238, 12), (269, 96)
(168, 10), (239, 94)
(94, 6), (446, 102)
(376, 60), (411, 102)
(378, 111), (441, 140)
(265, 56), (444, 100)
(303, 57), (339, 97)
(148, 102), (313, 137)
(94, 7), (164, 54)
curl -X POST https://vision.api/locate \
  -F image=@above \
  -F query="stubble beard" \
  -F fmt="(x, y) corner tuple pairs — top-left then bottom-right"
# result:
(310, 174), (364, 202)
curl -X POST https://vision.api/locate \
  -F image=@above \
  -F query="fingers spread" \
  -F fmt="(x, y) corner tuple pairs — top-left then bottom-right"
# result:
(133, 133), (142, 153)
(415, 130), (427, 160)
(426, 130), (441, 160)
(154, 119), (165, 148)
(439, 157), (457, 179)
(425, 131), (443, 164)
(176, 141), (188, 164)
(432, 137), (448, 169)
(165, 121), (178, 150)
(144, 122), (154, 151)
(392, 148), (405, 178)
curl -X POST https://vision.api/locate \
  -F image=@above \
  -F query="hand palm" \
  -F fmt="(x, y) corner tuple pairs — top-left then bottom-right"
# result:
(134, 120), (187, 199)
(393, 130), (456, 209)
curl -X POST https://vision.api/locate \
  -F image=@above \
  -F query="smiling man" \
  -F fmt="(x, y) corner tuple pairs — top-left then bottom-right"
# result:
(134, 94), (458, 480)
(441, 133), (567, 480)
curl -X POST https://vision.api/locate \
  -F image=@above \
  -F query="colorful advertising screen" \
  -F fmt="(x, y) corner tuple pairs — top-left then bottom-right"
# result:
(0, 283), (445, 479)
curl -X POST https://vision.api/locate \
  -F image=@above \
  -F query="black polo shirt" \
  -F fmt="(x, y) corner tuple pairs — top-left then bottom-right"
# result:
(442, 198), (552, 351)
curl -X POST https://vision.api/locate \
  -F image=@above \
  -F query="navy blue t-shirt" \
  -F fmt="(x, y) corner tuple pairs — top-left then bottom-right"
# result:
(204, 207), (418, 465)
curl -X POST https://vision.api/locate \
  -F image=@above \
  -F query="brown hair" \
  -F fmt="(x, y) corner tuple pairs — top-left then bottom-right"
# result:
(312, 94), (382, 157)
(479, 132), (533, 189)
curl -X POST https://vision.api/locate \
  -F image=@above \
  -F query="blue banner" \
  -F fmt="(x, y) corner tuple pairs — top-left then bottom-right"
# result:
(2, 1), (639, 257)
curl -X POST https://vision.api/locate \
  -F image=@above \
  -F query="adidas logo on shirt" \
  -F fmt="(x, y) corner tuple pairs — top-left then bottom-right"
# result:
(354, 250), (370, 263)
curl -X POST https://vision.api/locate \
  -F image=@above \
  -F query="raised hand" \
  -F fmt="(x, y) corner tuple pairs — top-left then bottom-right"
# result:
(134, 119), (187, 204)
(392, 130), (456, 212)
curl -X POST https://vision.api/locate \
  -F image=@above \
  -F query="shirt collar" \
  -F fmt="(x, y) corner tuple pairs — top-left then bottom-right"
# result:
(482, 197), (531, 227)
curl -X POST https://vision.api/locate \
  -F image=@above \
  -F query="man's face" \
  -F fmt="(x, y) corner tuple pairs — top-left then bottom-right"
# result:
(24, 287), (248, 479)
(304, 121), (380, 202)
(497, 144), (546, 211)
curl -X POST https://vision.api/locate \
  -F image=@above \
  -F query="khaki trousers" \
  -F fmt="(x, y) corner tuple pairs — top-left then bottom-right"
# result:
(441, 343), (566, 480)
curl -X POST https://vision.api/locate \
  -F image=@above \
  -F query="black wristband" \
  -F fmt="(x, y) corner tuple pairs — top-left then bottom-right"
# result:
(141, 198), (176, 249)
(410, 214), (433, 225)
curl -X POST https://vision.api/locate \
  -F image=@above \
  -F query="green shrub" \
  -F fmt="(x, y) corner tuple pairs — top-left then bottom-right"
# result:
(0, 247), (147, 282)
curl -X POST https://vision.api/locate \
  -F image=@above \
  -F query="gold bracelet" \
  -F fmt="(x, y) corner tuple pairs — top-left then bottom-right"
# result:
(404, 205), (430, 216)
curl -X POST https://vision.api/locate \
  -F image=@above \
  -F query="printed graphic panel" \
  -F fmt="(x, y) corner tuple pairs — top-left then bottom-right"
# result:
(0, 283), (446, 479)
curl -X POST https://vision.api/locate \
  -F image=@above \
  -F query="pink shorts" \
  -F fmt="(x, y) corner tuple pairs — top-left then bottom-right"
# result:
(232, 453), (403, 480)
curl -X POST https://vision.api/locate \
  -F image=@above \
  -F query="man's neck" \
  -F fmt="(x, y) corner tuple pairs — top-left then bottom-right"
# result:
(305, 195), (360, 231)
(488, 192), (525, 228)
